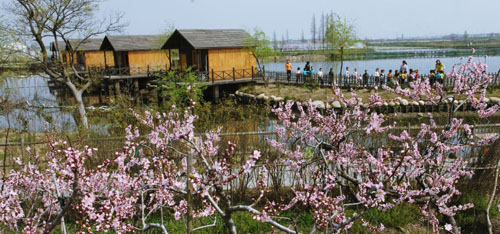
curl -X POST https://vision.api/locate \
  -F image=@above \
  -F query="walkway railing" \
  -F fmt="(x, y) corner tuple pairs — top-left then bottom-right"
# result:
(262, 70), (500, 89)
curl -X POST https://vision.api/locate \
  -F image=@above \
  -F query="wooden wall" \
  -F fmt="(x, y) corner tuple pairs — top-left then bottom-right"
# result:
(128, 50), (170, 75)
(61, 51), (114, 68)
(85, 51), (115, 68)
(208, 48), (256, 79)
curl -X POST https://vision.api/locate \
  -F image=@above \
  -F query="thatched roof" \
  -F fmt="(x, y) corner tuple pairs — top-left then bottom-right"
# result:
(162, 29), (250, 50)
(100, 35), (166, 51)
(50, 39), (103, 51)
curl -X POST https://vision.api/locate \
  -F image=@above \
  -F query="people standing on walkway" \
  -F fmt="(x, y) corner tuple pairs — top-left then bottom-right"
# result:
(296, 67), (302, 83)
(304, 61), (311, 73)
(354, 68), (360, 88)
(344, 67), (350, 87)
(387, 69), (393, 84)
(363, 69), (369, 87)
(415, 69), (420, 80)
(435, 60), (445, 83)
(318, 68), (324, 85)
(328, 68), (334, 86)
(401, 71), (408, 85)
(285, 60), (292, 83)
(374, 68), (380, 87)
(400, 60), (408, 75)
(380, 69), (386, 86)
(409, 69), (415, 82)
(394, 70), (400, 84)
(429, 69), (436, 86)
(435, 60), (445, 74)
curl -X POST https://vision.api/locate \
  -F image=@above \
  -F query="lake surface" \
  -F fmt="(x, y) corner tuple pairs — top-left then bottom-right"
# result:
(0, 72), (76, 132)
(3, 55), (500, 132)
(264, 55), (500, 75)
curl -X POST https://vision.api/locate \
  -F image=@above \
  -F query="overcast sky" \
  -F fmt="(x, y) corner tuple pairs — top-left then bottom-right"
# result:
(4, 0), (500, 39)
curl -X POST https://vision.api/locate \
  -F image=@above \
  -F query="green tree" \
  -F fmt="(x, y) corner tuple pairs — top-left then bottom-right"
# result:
(325, 13), (358, 85)
(243, 29), (274, 72)
(5, 0), (125, 130)
(0, 17), (29, 66)
(243, 29), (274, 87)
(157, 68), (207, 109)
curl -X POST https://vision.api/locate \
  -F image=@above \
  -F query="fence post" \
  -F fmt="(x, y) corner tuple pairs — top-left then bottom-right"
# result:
(212, 69), (215, 84)
(233, 67), (236, 81)
(251, 66), (254, 79)
(147, 65), (150, 77)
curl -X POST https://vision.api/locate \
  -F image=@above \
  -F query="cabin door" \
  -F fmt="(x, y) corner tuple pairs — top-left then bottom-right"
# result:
(179, 53), (187, 70)
(114, 51), (129, 68)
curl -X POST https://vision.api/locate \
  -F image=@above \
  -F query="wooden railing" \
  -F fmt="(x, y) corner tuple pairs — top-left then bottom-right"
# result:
(87, 66), (259, 83)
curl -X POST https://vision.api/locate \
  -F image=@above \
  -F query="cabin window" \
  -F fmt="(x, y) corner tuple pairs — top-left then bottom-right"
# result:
(170, 49), (180, 69)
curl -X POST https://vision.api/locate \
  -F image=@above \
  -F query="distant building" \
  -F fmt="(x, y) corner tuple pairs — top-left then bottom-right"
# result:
(99, 35), (170, 75)
(50, 39), (114, 70)
(162, 29), (256, 79)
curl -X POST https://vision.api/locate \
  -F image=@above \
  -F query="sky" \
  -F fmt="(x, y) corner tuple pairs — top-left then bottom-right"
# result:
(3, 0), (500, 40)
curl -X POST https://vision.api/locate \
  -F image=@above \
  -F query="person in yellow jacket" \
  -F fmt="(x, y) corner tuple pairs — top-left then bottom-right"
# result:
(435, 60), (445, 73)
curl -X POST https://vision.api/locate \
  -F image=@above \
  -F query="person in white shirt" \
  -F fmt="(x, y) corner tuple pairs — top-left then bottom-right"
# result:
(318, 68), (324, 85)
(296, 67), (302, 83)
(374, 68), (380, 87)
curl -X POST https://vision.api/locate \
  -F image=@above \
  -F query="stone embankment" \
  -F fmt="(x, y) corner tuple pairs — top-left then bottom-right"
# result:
(234, 91), (500, 114)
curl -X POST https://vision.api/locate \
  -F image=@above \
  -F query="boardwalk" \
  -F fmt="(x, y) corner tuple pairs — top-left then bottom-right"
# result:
(260, 70), (500, 89)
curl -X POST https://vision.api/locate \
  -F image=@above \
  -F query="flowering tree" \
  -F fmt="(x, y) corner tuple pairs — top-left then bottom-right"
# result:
(0, 55), (498, 234)
(267, 54), (499, 233)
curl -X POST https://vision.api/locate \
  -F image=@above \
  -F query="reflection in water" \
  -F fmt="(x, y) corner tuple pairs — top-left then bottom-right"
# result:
(0, 72), (76, 132)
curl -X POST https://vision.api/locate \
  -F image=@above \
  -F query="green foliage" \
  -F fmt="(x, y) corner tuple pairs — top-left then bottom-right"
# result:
(156, 68), (207, 109)
(302, 77), (320, 92)
(325, 13), (358, 50)
(0, 17), (30, 65)
(453, 190), (499, 231)
(243, 29), (275, 70)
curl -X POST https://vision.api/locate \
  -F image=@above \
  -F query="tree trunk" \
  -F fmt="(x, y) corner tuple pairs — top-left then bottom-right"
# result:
(66, 81), (89, 129)
(75, 94), (89, 129)
(224, 215), (238, 234)
(338, 47), (344, 87)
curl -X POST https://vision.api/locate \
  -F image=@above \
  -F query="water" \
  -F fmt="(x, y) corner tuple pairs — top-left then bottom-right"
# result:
(3, 55), (500, 132)
(0, 72), (76, 132)
(264, 55), (499, 74)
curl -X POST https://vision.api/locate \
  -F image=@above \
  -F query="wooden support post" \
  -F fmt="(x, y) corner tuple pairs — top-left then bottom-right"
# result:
(233, 67), (236, 81)
(114, 80), (121, 97)
(251, 66), (254, 79)
(212, 69), (215, 84)
(98, 88), (103, 105)
(213, 85), (219, 104)
(134, 79), (140, 103)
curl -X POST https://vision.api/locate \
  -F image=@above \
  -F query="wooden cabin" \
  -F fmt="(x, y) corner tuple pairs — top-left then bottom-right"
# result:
(50, 39), (114, 70)
(99, 35), (170, 75)
(161, 29), (256, 80)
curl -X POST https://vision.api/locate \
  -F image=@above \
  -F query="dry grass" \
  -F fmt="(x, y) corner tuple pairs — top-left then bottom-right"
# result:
(242, 84), (400, 102)
(241, 84), (500, 103)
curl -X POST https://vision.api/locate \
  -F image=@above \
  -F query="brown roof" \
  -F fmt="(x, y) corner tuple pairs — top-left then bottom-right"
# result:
(100, 35), (166, 51)
(162, 29), (250, 50)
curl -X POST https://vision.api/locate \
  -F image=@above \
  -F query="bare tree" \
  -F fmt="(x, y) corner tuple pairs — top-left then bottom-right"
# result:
(5, 0), (125, 129)
(311, 14), (316, 48)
